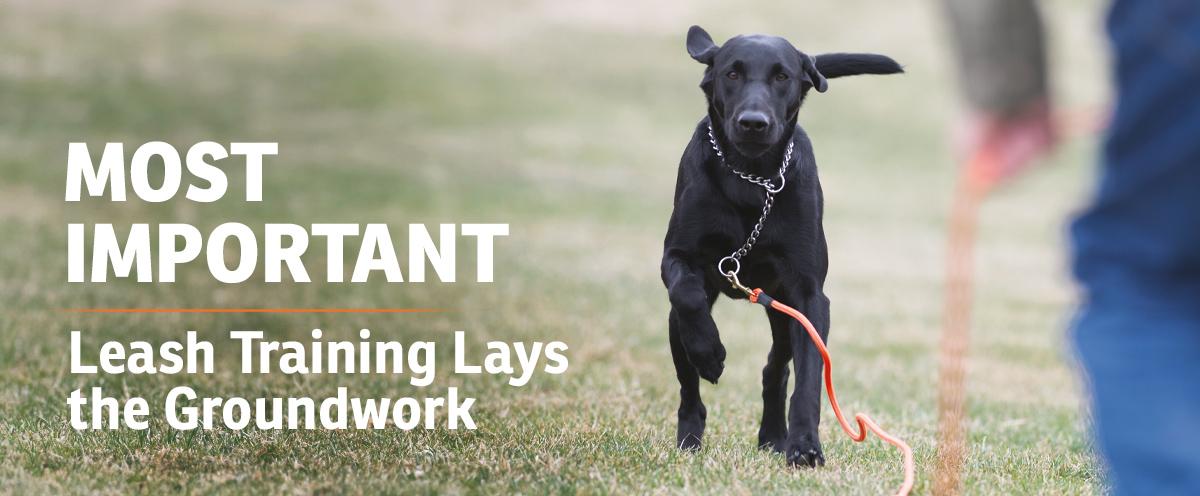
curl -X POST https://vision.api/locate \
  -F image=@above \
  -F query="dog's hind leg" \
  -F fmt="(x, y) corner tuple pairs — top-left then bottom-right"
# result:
(784, 290), (831, 468)
(670, 308), (707, 451)
(758, 310), (793, 452)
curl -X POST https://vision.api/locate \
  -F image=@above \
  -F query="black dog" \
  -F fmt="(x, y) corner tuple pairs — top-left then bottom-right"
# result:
(660, 26), (901, 467)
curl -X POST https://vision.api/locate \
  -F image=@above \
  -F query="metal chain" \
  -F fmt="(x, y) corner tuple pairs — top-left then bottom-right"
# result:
(708, 123), (794, 282)
(707, 124), (792, 194)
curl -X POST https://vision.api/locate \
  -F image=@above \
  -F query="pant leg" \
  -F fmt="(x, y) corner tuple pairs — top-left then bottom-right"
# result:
(1071, 1), (1200, 494)
(1071, 306), (1200, 495)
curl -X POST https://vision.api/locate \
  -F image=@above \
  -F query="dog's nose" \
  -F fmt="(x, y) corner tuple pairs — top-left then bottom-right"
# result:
(737, 112), (770, 133)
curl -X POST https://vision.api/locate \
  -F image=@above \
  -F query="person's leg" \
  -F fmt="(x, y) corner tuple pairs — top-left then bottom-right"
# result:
(1071, 0), (1200, 493)
(1072, 305), (1200, 494)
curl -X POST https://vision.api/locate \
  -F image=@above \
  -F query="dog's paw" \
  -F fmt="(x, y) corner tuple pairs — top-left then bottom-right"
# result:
(758, 428), (788, 453)
(758, 437), (787, 454)
(677, 432), (703, 452)
(676, 407), (706, 452)
(758, 413), (788, 453)
(685, 340), (726, 384)
(785, 439), (825, 468)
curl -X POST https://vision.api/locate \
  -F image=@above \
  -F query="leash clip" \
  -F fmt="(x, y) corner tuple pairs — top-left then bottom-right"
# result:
(723, 270), (754, 297)
(719, 256), (753, 297)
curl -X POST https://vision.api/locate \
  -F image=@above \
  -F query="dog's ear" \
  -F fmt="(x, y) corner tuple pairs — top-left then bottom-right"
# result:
(813, 53), (904, 79)
(686, 25), (718, 65)
(800, 53), (828, 93)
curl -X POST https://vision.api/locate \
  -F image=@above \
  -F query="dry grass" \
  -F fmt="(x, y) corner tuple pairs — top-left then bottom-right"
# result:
(0, 1), (1107, 494)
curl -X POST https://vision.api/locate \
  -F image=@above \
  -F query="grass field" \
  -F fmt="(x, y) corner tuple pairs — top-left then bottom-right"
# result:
(1, 1), (1110, 494)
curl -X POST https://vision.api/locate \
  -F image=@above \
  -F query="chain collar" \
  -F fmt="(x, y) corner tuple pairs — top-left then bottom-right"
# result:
(707, 124), (792, 194)
(707, 123), (795, 291)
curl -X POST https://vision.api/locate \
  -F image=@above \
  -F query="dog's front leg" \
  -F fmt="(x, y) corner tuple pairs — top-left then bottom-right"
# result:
(669, 308), (709, 450)
(662, 257), (723, 451)
(663, 258), (725, 383)
(784, 290), (831, 468)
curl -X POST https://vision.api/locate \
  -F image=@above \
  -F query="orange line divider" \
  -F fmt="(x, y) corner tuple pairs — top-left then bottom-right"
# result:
(62, 308), (445, 314)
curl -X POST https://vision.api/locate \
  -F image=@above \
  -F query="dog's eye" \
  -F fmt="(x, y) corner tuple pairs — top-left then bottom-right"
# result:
(775, 73), (789, 82)
(726, 71), (739, 80)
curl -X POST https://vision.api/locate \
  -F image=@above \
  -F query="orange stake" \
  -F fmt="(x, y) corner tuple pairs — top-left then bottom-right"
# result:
(749, 289), (915, 496)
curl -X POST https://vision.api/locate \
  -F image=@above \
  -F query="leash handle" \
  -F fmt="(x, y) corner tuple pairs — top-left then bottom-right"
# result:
(749, 289), (915, 496)
(933, 106), (1106, 495)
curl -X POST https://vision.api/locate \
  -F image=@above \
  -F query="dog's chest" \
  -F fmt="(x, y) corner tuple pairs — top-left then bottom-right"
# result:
(695, 186), (824, 291)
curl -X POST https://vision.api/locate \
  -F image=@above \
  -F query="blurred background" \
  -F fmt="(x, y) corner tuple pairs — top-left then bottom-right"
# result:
(0, 1), (1108, 493)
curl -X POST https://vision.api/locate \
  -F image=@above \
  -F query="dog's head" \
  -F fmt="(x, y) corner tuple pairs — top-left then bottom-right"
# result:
(687, 25), (903, 158)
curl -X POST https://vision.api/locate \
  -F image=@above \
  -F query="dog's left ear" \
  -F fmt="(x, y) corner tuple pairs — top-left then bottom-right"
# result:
(800, 53), (828, 93)
(686, 25), (718, 65)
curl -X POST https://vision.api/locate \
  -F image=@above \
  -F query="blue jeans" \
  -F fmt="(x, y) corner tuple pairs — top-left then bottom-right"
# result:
(1070, 0), (1200, 494)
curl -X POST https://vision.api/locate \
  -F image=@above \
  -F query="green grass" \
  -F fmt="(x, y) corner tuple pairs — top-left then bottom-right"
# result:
(0, 1), (1108, 494)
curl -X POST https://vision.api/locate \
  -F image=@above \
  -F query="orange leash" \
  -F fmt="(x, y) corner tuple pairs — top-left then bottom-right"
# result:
(747, 288), (915, 496)
(711, 106), (1102, 495)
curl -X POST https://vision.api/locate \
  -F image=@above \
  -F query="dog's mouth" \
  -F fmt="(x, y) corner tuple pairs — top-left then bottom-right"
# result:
(729, 138), (773, 158)
(723, 123), (782, 158)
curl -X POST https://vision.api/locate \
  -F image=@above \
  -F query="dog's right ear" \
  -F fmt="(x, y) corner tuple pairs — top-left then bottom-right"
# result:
(686, 25), (718, 65)
(813, 53), (904, 79)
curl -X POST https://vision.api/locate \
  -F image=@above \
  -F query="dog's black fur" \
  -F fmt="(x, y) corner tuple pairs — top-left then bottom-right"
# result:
(660, 26), (901, 467)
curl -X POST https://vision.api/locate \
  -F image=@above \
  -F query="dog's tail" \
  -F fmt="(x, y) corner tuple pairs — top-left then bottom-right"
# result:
(815, 53), (903, 79)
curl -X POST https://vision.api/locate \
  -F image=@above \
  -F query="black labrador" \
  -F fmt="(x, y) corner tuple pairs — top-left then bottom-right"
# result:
(660, 26), (901, 467)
